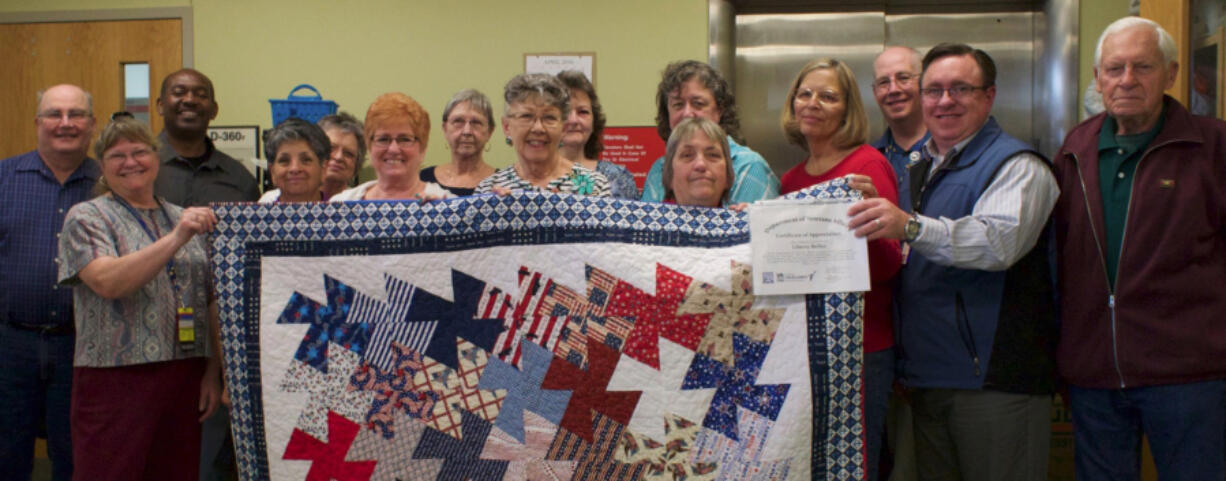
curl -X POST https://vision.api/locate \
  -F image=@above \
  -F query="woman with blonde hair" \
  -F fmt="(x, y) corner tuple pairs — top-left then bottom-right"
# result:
(779, 57), (902, 481)
(58, 115), (223, 480)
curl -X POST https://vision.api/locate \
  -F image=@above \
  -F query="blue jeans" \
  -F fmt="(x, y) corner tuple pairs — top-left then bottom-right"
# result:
(1069, 381), (1226, 481)
(864, 348), (895, 481)
(0, 323), (74, 481)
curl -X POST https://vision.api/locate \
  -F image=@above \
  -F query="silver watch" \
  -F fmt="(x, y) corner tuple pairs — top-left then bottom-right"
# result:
(904, 216), (922, 242)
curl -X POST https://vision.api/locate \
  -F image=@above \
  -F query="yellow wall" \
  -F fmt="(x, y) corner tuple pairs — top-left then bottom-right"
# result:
(1, 0), (709, 173)
(1079, 0), (1134, 120)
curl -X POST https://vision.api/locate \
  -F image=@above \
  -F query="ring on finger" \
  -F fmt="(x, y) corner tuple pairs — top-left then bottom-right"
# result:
(874, 218), (882, 228)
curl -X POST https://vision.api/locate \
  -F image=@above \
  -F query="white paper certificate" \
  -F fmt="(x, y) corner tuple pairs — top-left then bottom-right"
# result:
(749, 199), (870, 295)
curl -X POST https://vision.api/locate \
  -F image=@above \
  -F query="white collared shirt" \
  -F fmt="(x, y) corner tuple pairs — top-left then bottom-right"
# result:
(909, 128), (1060, 271)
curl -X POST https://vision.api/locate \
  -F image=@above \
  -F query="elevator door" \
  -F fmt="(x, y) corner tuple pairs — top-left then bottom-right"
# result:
(734, 11), (1037, 174)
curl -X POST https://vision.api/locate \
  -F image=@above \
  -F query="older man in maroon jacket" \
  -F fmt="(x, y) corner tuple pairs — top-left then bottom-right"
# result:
(1052, 16), (1226, 481)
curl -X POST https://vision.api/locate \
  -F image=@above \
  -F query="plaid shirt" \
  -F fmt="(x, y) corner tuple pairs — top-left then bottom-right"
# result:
(0, 150), (99, 326)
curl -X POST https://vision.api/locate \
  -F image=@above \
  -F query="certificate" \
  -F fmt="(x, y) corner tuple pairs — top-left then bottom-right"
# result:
(749, 199), (870, 295)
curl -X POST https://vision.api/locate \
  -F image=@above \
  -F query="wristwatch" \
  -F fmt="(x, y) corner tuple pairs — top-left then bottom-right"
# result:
(904, 215), (922, 243)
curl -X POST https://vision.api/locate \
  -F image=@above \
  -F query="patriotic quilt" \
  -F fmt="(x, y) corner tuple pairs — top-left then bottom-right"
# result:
(211, 181), (865, 481)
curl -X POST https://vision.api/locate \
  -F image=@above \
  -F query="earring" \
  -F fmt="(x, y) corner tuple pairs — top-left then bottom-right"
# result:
(505, 137), (512, 146)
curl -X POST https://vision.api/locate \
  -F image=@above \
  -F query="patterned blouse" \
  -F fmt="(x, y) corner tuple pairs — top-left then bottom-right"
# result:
(58, 195), (212, 367)
(474, 164), (612, 197)
(596, 161), (639, 201)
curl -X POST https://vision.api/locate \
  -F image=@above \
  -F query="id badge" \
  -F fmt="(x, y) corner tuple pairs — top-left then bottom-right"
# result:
(177, 307), (197, 348)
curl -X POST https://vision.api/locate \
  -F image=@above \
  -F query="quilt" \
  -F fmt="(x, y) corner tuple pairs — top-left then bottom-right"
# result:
(211, 181), (865, 481)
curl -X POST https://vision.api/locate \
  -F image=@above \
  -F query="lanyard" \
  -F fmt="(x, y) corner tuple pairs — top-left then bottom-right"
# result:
(110, 195), (185, 303)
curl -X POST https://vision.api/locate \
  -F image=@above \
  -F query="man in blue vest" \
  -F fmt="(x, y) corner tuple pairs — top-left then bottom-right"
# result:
(847, 43), (1059, 481)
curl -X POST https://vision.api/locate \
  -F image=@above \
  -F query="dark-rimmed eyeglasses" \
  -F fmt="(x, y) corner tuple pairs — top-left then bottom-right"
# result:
(920, 85), (989, 101)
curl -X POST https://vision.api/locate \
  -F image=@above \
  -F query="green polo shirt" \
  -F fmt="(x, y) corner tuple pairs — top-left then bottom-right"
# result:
(1097, 108), (1164, 286)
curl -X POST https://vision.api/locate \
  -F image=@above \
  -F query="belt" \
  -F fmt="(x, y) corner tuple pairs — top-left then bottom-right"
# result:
(5, 321), (75, 336)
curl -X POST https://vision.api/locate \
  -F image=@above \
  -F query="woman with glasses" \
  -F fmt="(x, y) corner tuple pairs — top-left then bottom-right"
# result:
(474, 74), (610, 197)
(258, 118), (328, 203)
(57, 116), (223, 480)
(332, 92), (451, 201)
(556, 71), (638, 200)
(421, 89), (497, 196)
(779, 58), (902, 481)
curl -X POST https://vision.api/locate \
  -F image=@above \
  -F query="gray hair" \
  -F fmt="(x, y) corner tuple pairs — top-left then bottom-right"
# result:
(36, 85), (94, 116)
(879, 46), (922, 73)
(1095, 16), (1178, 68)
(662, 117), (734, 204)
(317, 112), (366, 172)
(503, 73), (569, 116)
(443, 89), (495, 134)
(264, 118), (331, 165)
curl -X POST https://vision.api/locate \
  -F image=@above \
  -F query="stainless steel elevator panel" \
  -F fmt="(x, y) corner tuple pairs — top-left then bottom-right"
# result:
(728, 4), (1078, 174)
(886, 13), (1036, 148)
(1034, 0), (1079, 156)
(735, 12), (886, 173)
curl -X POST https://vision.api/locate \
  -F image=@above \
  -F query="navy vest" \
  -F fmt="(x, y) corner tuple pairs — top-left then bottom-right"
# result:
(896, 117), (1057, 394)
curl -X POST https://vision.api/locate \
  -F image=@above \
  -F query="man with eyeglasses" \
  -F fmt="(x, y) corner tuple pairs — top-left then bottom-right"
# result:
(0, 84), (100, 481)
(870, 47), (929, 214)
(153, 68), (259, 207)
(1053, 17), (1226, 481)
(847, 43), (1059, 481)
(151, 68), (255, 481)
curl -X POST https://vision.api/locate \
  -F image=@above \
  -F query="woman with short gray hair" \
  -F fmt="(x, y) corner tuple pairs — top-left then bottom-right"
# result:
(317, 112), (366, 199)
(421, 89), (497, 196)
(257, 118), (329, 203)
(475, 74), (610, 196)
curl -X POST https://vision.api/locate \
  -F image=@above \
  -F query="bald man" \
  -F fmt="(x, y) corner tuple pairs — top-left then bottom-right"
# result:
(0, 84), (100, 481)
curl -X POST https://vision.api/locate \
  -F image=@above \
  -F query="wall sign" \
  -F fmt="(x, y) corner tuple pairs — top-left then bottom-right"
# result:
(524, 52), (595, 83)
(207, 125), (261, 175)
(600, 126), (665, 190)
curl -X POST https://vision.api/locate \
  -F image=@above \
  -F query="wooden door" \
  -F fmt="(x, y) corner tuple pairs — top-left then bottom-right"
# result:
(0, 18), (182, 159)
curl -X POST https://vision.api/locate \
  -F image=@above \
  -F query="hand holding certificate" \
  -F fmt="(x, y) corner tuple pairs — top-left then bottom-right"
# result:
(749, 199), (870, 295)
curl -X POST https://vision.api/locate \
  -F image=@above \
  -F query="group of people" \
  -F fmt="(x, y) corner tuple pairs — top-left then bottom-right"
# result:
(0, 14), (1222, 481)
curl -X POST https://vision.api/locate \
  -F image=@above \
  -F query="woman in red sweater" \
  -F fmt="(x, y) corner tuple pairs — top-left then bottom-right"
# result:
(779, 57), (902, 481)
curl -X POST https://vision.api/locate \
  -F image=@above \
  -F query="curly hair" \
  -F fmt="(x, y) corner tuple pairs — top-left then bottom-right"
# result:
(503, 73), (570, 117)
(653, 60), (741, 143)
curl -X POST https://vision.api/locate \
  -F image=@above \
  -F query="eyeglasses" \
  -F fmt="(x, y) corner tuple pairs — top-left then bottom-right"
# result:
(507, 111), (562, 128)
(795, 88), (843, 106)
(37, 109), (91, 124)
(110, 111), (135, 121)
(447, 117), (488, 130)
(371, 135), (419, 148)
(872, 73), (917, 93)
(103, 147), (155, 163)
(920, 84), (989, 101)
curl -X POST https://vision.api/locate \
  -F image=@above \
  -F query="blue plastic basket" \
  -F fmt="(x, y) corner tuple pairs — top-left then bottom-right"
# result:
(269, 84), (338, 126)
